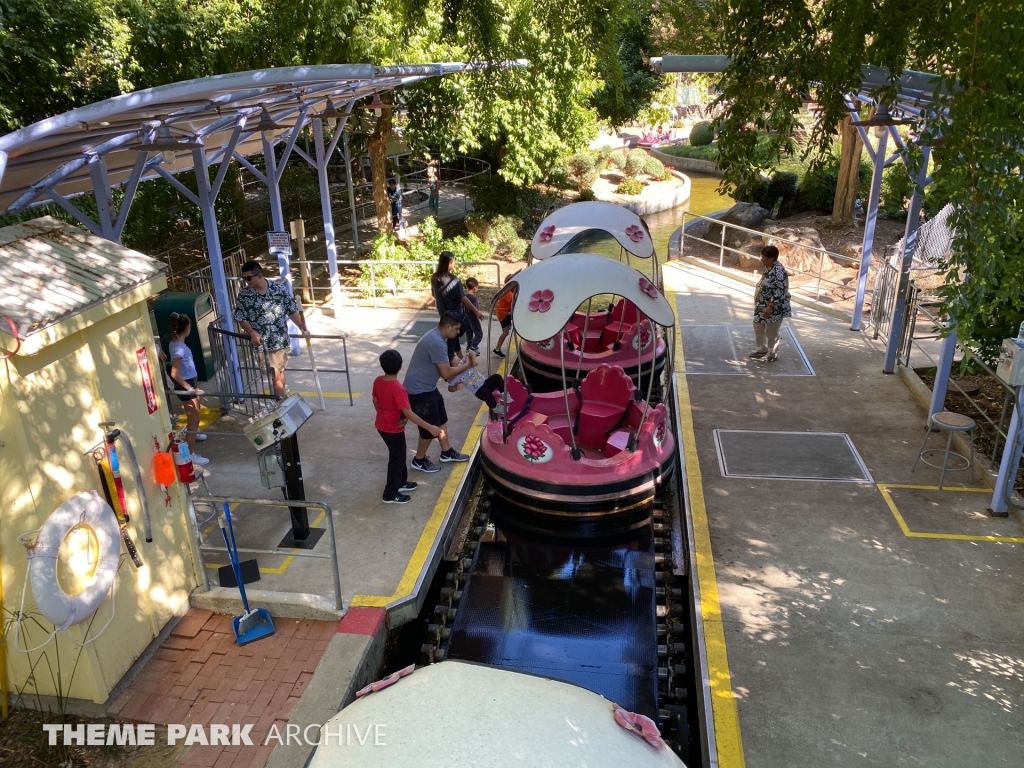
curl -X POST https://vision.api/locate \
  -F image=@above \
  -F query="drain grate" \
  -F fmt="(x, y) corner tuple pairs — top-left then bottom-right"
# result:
(681, 325), (814, 376)
(392, 320), (437, 343)
(713, 430), (872, 482)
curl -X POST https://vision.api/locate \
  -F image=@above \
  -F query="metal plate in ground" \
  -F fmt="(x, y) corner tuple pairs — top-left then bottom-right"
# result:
(681, 325), (814, 376)
(392, 320), (437, 343)
(714, 430), (872, 482)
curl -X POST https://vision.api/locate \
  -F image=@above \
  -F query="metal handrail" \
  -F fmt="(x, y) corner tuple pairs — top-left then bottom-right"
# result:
(191, 496), (343, 612)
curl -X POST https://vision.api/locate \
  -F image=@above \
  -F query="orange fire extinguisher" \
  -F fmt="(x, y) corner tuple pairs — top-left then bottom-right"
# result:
(170, 432), (196, 483)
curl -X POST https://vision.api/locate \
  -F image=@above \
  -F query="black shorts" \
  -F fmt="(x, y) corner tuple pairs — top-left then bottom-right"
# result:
(176, 377), (199, 402)
(499, 314), (512, 330)
(407, 389), (447, 440)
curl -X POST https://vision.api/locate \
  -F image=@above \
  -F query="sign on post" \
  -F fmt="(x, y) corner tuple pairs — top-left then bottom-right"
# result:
(267, 231), (292, 257)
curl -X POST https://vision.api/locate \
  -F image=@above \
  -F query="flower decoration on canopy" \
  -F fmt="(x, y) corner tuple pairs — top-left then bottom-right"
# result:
(529, 289), (554, 312)
(538, 225), (556, 242)
(521, 434), (549, 462)
(625, 225), (646, 242)
(638, 276), (659, 298)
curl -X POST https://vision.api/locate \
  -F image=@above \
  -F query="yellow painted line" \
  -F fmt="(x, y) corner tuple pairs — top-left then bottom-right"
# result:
(176, 405), (222, 431)
(666, 278), (746, 768)
(204, 511), (327, 574)
(877, 484), (1024, 543)
(350, 403), (489, 608)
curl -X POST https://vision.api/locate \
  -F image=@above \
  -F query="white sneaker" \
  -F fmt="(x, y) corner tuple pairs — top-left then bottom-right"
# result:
(191, 454), (210, 466)
(196, 433), (208, 442)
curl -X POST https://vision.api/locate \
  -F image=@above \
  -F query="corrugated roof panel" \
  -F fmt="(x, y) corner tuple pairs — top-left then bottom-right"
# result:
(0, 217), (166, 336)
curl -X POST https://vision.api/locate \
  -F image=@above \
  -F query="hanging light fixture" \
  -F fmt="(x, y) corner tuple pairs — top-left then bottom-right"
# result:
(367, 93), (393, 118)
(255, 106), (285, 132)
(318, 98), (344, 121)
(857, 103), (912, 129)
(132, 122), (201, 165)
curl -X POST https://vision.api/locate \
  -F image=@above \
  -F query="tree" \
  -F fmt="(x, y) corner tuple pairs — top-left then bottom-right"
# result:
(831, 114), (863, 226)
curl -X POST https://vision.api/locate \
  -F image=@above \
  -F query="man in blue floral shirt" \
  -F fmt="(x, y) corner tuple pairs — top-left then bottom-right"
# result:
(235, 260), (310, 395)
(749, 245), (791, 362)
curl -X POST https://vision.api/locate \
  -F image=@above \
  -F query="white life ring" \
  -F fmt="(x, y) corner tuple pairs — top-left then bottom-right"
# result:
(27, 491), (120, 631)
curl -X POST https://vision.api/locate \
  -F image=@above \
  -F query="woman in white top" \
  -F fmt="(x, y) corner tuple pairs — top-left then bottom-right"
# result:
(168, 312), (209, 466)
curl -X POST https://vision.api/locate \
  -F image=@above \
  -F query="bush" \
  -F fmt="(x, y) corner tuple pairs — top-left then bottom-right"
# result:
(624, 148), (648, 178)
(577, 188), (598, 202)
(644, 156), (666, 179)
(795, 150), (872, 213)
(608, 151), (626, 170)
(616, 177), (644, 195)
(690, 120), (715, 146)
(881, 162), (913, 218)
(595, 145), (613, 167)
(567, 151), (599, 191)
(659, 143), (719, 162)
(467, 173), (548, 221)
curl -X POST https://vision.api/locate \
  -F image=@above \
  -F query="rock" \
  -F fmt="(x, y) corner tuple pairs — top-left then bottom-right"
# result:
(838, 241), (863, 267)
(762, 226), (847, 273)
(707, 203), (770, 250)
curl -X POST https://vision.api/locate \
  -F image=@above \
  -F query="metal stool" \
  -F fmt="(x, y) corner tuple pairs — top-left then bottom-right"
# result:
(912, 411), (976, 489)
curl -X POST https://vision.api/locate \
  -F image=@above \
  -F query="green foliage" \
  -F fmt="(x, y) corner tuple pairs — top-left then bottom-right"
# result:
(616, 177), (644, 195)
(464, 213), (526, 258)
(466, 173), (547, 221)
(567, 151), (599, 190)
(881, 162), (912, 218)
(643, 156), (665, 179)
(624, 148), (648, 178)
(660, 143), (720, 161)
(592, 4), (661, 127)
(608, 151), (626, 170)
(689, 121), (716, 146)
(577, 188), (598, 201)
(595, 145), (613, 167)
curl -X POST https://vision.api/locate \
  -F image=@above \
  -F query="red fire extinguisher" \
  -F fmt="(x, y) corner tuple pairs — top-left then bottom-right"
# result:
(170, 432), (196, 483)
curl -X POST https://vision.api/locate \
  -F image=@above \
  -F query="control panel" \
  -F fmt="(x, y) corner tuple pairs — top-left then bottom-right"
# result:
(242, 393), (313, 452)
(997, 338), (1024, 387)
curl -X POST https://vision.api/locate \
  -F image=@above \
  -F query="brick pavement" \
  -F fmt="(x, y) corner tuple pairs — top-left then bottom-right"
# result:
(107, 609), (337, 768)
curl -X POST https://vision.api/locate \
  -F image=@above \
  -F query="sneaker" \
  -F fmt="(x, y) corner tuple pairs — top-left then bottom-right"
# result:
(399, 482), (419, 492)
(766, 353), (778, 362)
(196, 433), (208, 442)
(748, 350), (768, 359)
(191, 454), (210, 466)
(468, 346), (480, 354)
(383, 494), (411, 504)
(411, 457), (440, 473)
(492, 349), (506, 359)
(439, 449), (469, 463)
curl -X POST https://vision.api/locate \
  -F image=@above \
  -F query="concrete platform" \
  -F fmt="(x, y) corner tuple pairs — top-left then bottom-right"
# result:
(179, 305), (495, 618)
(664, 262), (1024, 768)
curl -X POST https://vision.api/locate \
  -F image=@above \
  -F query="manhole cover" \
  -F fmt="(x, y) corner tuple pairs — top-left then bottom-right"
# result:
(950, 378), (980, 395)
(680, 325), (814, 376)
(713, 430), (872, 482)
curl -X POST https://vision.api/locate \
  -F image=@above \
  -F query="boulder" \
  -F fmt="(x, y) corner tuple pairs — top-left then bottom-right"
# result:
(707, 203), (770, 250)
(762, 226), (847, 274)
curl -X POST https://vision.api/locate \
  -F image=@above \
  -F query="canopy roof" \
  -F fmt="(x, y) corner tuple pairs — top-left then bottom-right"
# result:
(530, 201), (655, 260)
(509, 253), (674, 342)
(0, 61), (522, 215)
(310, 661), (685, 768)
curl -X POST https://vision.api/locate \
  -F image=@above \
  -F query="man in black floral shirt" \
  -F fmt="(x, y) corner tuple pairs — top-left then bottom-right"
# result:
(749, 245), (791, 362)
(235, 260), (310, 395)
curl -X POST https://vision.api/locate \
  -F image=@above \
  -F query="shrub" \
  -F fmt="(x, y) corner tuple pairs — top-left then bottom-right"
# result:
(624, 148), (648, 178)
(616, 177), (644, 195)
(659, 143), (719, 162)
(567, 151), (600, 190)
(608, 151), (626, 170)
(881, 162), (913, 218)
(577, 188), (598, 202)
(595, 145), (613, 167)
(795, 149), (872, 213)
(661, 168), (674, 181)
(690, 120), (715, 146)
(467, 173), (545, 218)
(644, 156), (666, 179)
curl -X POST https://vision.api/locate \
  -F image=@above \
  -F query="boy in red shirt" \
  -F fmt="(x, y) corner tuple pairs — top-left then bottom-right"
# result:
(373, 350), (444, 504)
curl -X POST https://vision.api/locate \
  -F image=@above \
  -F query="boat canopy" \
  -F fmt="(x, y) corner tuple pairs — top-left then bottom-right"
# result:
(530, 201), (655, 260)
(509, 253), (675, 342)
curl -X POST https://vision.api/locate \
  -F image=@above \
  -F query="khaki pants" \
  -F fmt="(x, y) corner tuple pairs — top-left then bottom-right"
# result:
(753, 320), (783, 356)
(266, 347), (290, 375)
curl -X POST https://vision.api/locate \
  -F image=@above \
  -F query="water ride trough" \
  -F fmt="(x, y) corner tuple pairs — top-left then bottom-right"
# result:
(519, 202), (667, 388)
(480, 253), (676, 531)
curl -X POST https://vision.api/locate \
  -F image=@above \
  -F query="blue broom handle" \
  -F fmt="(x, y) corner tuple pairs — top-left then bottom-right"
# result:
(222, 503), (251, 614)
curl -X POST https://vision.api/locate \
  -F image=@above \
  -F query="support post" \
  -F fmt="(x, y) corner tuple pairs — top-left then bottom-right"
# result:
(884, 145), (931, 373)
(87, 155), (116, 240)
(313, 117), (344, 313)
(262, 130), (301, 355)
(851, 128), (888, 331)
(342, 131), (360, 250)
(192, 144), (244, 394)
(991, 389), (1023, 516)
(929, 324), (956, 419)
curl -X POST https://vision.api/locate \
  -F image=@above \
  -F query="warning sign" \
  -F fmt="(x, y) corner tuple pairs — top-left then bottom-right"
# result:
(137, 347), (158, 414)
(267, 231), (292, 257)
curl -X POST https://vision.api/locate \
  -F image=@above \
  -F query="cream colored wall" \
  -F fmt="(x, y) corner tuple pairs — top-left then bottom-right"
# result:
(0, 291), (198, 705)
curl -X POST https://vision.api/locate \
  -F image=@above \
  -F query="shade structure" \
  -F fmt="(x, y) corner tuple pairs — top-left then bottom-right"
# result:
(531, 201), (655, 260)
(508, 253), (675, 342)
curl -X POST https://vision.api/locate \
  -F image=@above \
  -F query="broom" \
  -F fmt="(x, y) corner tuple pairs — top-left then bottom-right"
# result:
(220, 503), (275, 644)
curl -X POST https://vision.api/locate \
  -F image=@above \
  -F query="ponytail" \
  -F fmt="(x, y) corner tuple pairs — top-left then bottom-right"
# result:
(169, 312), (190, 336)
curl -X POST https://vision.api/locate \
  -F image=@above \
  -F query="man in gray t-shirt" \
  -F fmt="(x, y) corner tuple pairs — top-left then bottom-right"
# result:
(402, 312), (476, 473)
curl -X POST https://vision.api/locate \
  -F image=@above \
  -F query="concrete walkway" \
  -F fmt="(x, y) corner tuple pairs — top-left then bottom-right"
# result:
(664, 261), (1024, 767)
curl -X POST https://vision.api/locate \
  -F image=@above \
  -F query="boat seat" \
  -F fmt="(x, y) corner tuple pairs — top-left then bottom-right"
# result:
(578, 365), (635, 448)
(605, 429), (632, 458)
(518, 412), (548, 428)
(579, 402), (625, 447)
(546, 414), (573, 444)
(601, 299), (639, 346)
(504, 375), (529, 419)
(625, 400), (646, 430)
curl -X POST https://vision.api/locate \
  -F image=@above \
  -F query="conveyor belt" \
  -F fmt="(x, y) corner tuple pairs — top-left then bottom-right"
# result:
(445, 517), (659, 719)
